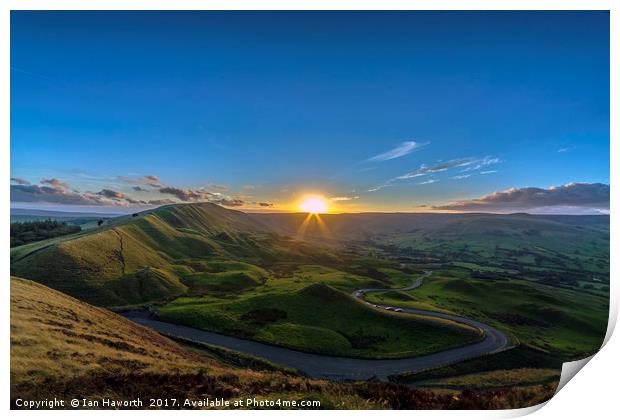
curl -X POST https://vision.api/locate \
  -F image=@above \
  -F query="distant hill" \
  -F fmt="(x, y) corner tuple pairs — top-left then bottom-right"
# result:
(11, 208), (123, 218)
(10, 205), (609, 307)
(10, 203), (336, 307)
(251, 212), (609, 241)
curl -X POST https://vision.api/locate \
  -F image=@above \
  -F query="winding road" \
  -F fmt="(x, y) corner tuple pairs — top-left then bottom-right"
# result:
(124, 271), (509, 380)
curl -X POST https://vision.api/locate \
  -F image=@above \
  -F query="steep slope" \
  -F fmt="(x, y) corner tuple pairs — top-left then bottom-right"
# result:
(11, 277), (557, 410)
(10, 203), (329, 307)
(10, 277), (377, 408)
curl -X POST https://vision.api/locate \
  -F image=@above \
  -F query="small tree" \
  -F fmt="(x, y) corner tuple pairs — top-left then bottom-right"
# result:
(97, 219), (104, 226)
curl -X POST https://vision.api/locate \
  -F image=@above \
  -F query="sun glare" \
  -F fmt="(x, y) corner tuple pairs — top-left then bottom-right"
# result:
(299, 196), (328, 214)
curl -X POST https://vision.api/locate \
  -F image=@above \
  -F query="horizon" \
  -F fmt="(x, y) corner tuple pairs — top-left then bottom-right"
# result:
(9, 201), (611, 217)
(10, 11), (610, 215)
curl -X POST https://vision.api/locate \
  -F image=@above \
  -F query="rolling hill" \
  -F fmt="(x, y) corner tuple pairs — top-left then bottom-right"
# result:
(10, 277), (557, 409)
(9, 277), (372, 408)
(10, 203), (337, 307)
(251, 212), (609, 248)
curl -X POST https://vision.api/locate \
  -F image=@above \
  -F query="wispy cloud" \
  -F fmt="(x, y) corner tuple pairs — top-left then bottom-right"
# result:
(367, 155), (500, 192)
(397, 158), (479, 179)
(558, 146), (576, 153)
(480, 170), (497, 175)
(116, 174), (162, 188)
(330, 195), (360, 201)
(207, 183), (229, 192)
(459, 156), (501, 173)
(367, 183), (391, 193)
(418, 179), (439, 185)
(366, 141), (427, 162)
(10, 177), (31, 185)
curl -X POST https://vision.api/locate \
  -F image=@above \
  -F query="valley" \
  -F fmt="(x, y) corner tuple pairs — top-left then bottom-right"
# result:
(9, 203), (609, 408)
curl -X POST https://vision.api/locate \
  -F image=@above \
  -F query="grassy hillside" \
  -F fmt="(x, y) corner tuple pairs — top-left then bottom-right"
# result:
(10, 205), (608, 366)
(159, 266), (482, 358)
(9, 276), (367, 408)
(11, 277), (555, 409)
(10, 203), (337, 307)
(366, 271), (608, 357)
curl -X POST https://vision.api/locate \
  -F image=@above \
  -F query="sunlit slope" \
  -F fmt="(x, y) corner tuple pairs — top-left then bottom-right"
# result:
(10, 277), (206, 387)
(159, 269), (483, 359)
(10, 277), (380, 408)
(10, 203), (328, 307)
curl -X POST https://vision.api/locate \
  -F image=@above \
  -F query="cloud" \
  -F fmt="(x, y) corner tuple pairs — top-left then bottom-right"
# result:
(141, 175), (162, 187)
(10, 177), (31, 185)
(159, 187), (211, 202)
(207, 183), (229, 192)
(366, 141), (427, 162)
(433, 183), (609, 213)
(396, 158), (480, 179)
(418, 179), (439, 185)
(452, 174), (471, 180)
(11, 184), (107, 206)
(116, 174), (163, 188)
(212, 198), (244, 207)
(459, 156), (500, 173)
(558, 146), (576, 153)
(11, 176), (271, 211)
(330, 196), (360, 201)
(41, 178), (69, 189)
(480, 170), (497, 175)
(145, 199), (176, 206)
(97, 189), (126, 200)
(367, 186), (385, 192)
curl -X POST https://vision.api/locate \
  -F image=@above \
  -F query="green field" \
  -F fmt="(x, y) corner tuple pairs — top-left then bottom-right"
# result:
(365, 269), (608, 357)
(11, 277), (553, 409)
(10, 203), (609, 371)
(158, 265), (482, 358)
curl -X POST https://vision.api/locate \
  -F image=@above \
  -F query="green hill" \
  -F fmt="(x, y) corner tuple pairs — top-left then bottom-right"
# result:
(10, 277), (555, 409)
(9, 277), (372, 408)
(158, 276), (482, 359)
(10, 203), (335, 307)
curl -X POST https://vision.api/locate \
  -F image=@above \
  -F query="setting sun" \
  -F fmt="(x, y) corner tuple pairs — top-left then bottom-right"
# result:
(299, 196), (328, 214)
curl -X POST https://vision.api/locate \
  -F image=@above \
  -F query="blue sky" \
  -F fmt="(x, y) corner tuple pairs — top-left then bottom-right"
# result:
(10, 11), (610, 213)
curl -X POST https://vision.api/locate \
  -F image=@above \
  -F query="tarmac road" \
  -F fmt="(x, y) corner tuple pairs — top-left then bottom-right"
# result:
(124, 271), (509, 380)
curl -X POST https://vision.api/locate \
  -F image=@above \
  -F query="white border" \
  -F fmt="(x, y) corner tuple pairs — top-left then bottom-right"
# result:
(1, 1), (617, 419)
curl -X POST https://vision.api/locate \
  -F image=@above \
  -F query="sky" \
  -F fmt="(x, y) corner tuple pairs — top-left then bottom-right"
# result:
(10, 11), (610, 214)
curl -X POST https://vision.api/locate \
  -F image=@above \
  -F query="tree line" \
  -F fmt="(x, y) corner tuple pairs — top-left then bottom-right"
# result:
(11, 219), (81, 247)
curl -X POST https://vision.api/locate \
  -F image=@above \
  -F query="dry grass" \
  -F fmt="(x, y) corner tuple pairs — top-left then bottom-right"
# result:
(10, 277), (557, 410)
(418, 368), (560, 389)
